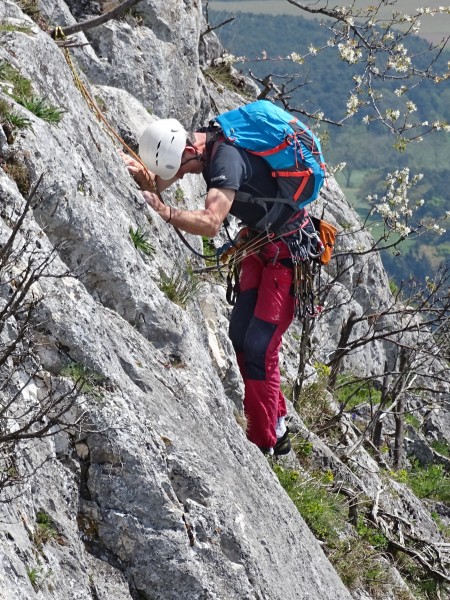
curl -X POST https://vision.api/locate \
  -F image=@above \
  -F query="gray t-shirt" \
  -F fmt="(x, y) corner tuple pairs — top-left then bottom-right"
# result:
(204, 141), (297, 229)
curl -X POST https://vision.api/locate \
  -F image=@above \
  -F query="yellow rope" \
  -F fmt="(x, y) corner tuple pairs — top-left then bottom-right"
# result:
(54, 27), (158, 193)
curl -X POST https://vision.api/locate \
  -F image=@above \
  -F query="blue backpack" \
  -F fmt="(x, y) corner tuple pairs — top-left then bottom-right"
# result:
(214, 100), (326, 210)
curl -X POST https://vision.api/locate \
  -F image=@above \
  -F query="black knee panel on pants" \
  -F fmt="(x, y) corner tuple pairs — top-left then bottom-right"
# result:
(243, 317), (277, 380)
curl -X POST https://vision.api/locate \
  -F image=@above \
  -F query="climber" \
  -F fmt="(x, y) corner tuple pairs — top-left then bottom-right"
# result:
(120, 113), (319, 456)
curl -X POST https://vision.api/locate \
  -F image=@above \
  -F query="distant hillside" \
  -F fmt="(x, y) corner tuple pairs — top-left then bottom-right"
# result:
(209, 9), (450, 282)
(209, 0), (450, 44)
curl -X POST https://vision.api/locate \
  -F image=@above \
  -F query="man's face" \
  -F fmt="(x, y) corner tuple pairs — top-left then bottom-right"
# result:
(176, 148), (204, 178)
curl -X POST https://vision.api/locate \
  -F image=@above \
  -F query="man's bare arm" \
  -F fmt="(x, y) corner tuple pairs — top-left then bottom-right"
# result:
(143, 187), (235, 236)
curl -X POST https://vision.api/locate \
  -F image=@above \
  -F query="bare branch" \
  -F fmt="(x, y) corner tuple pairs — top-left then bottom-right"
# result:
(51, 0), (143, 38)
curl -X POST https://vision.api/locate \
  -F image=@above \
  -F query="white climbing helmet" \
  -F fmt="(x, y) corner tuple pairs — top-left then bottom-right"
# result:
(139, 118), (187, 180)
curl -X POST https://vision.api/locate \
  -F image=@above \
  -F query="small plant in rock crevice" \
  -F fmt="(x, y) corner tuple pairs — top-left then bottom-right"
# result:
(33, 510), (58, 548)
(157, 265), (202, 308)
(0, 60), (32, 98)
(0, 23), (33, 34)
(60, 362), (106, 398)
(174, 186), (184, 204)
(15, 96), (65, 124)
(129, 226), (155, 257)
(1, 153), (31, 196)
(18, 0), (41, 21)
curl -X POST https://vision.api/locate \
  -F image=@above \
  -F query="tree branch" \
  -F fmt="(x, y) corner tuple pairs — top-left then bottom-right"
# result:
(51, 0), (143, 38)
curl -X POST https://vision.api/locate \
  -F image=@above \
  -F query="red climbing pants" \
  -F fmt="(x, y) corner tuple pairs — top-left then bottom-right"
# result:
(228, 241), (295, 449)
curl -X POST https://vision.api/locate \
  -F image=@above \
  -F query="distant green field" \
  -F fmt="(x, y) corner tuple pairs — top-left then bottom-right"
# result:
(209, 1), (450, 44)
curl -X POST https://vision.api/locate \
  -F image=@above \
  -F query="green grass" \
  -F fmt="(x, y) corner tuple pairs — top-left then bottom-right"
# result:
(33, 510), (58, 548)
(335, 375), (382, 411)
(0, 98), (32, 130)
(273, 464), (347, 542)
(0, 60), (32, 97)
(157, 266), (202, 308)
(407, 462), (450, 503)
(0, 22), (33, 34)
(15, 96), (65, 124)
(129, 226), (155, 257)
(430, 439), (450, 457)
(60, 362), (106, 397)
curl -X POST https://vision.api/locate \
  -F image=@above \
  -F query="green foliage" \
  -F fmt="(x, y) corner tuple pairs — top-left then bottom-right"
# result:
(430, 439), (450, 457)
(431, 512), (450, 541)
(294, 363), (332, 430)
(60, 362), (106, 397)
(335, 374), (382, 411)
(394, 551), (443, 599)
(328, 538), (388, 595)
(18, 0), (41, 20)
(1, 154), (31, 196)
(291, 436), (313, 460)
(273, 464), (347, 542)
(158, 266), (202, 308)
(389, 278), (399, 295)
(27, 567), (40, 589)
(356, 516), (389, 550)
(0, 60), (32, 97)
(0, 22), (33, 34)
(33, 510), (58, 548)
(129, 226), (155, 257)
(406, 462), (450, 502)
(0, 98), (32, 131)
(174, 186), (184, 203)
(15, 96), (65, 124)
(404, 412), (421, 430)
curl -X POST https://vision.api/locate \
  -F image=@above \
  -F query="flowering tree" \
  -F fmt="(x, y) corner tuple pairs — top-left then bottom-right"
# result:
(206, 1), (450, 262)
(204, 2), (450, 474)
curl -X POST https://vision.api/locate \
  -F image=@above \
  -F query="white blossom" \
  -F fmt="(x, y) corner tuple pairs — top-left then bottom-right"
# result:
(289, 52), (304, 64)
(338, 41), (362, 64)
(346, 93), (360, 115)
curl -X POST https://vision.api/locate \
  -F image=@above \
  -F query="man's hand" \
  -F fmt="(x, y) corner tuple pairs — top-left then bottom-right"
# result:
(118, 149), (156, 192)
(142, 191), (170, 223)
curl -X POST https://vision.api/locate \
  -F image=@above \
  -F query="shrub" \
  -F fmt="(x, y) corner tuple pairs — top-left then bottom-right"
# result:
(294, 364), (333, 431)
(18, 0), (41, 20)
(1, 154), (31, 196)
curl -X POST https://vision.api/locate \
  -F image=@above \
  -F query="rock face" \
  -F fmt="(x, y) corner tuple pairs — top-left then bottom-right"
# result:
(0, 2), (449, 600)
